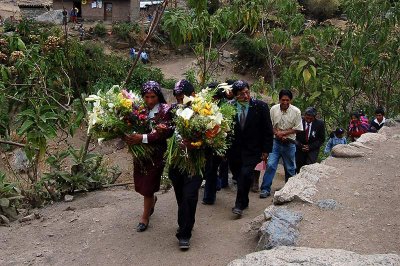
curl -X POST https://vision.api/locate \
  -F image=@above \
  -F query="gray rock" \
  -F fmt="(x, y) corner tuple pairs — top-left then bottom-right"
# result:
(258, 206), (303, 250)
(331, 144), (364, 158)
(240, 214), (265, 233)
(228, 246), (400, 266)
(273, 164), (338, 204)
(64, 195), (74, 202)
(384, 119), (398, 127)
(10, 148), (29, 173)
(316, 199), (340, 210)
(357, 133), (387, 144)
(34, 10), (64, 25)
(0, 214), (10, 226)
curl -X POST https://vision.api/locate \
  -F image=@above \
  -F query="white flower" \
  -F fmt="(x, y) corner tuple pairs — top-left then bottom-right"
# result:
(207, 112), (223, 129)
(85, 95), (102, 102)
(177, 107), (194, 120)
(98, 138), (105, 145)
(183, 95), (195, 105)
(107, 85), (120, 95)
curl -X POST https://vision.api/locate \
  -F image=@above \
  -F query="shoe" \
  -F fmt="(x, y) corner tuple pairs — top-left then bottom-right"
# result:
(136, 222), (148, 232)
(231, 207), (243, 216)
(150, 195), (158, 216)
(178, 238), (190, 250)
(259, 190), (270, 198)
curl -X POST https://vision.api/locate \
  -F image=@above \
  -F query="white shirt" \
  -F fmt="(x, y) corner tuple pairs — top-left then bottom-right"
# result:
(270, 104), (303, 140)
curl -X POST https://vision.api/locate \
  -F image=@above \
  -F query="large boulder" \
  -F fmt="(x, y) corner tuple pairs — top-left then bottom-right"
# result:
(35, 10), (64, 25)
(273, 163), (338, 204)
(10, 148), (29, 173)
(331, 144), (365, 158)
(257, 206), (303, 250)
(357, 132), (387, 144)
(228, 246), (400, 266)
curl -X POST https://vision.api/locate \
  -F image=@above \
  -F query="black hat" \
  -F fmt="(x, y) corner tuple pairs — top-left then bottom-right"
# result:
(335, 128), (344, 135)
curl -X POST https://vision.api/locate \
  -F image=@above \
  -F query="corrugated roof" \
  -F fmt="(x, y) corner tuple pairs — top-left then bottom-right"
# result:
(17, 0), (53, 7)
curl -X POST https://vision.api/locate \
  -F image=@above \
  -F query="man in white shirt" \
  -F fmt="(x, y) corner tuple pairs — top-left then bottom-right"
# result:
(260, 89), (303, 198)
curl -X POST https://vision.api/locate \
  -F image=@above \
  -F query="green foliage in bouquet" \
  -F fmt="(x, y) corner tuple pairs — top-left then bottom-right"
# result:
(166, 89), (236, 176)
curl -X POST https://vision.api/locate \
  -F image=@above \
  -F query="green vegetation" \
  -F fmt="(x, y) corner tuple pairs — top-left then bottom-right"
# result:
(0, 19), (169, 216)
(112, 22), (141, 42)
(93, 22), (107, 37)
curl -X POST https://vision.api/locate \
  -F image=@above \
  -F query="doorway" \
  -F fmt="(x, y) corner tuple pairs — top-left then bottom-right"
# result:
(104, 2), (113, 21)
(72, 1), (82, 17)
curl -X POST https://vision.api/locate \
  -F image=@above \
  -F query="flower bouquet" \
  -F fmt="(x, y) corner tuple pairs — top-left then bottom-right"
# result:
(166, 88), (236, 175)
(85, 85), (154, 163)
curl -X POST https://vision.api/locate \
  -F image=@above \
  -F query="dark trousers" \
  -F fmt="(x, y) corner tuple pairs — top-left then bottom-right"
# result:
(169, 168), (202, 240)
(203, 155), (222, 204)
(295, 150), (318, 173)
(218, 158), (229, 188)
(230, 159), (257, 210)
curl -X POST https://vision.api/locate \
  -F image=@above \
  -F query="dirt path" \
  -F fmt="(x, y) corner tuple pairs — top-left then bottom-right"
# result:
(0, 172), (285, 265)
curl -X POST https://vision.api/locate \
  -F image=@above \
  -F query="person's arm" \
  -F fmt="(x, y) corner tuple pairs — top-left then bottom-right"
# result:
(324, 138), (333, 154)
(308, 121), (326, 151)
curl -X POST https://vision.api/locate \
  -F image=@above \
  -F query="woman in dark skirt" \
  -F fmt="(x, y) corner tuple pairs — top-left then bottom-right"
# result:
(123, 81), (172, 232)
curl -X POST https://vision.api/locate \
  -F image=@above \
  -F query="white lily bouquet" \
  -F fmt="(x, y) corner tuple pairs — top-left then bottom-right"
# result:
(166, 88), (236, 175)
(85, 85), (154, 163)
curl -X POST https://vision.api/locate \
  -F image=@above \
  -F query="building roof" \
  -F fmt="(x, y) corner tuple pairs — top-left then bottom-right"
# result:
(17, 0), (53, 7)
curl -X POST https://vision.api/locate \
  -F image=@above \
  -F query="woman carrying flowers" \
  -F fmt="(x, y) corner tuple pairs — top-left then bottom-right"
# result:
(123, 81), (173, 232)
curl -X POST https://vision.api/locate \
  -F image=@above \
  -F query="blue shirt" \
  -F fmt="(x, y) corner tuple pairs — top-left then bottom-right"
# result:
(236, 102), (249, 123)
(324, 136), (347, 154)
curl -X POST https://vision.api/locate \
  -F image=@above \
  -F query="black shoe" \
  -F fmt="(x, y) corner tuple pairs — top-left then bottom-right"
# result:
(136, 222), (148, 232)
(178, 238), (190, 250)
(231, 207), (243, 216)
(150, 195), (158, 216)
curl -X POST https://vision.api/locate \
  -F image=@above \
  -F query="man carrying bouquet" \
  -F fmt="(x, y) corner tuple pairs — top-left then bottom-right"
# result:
(228, 80), (274, 217)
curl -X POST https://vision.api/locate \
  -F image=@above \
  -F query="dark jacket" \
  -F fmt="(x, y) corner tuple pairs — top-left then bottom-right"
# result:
(228, 98), (274, 166)
(295, 118), (325, 163)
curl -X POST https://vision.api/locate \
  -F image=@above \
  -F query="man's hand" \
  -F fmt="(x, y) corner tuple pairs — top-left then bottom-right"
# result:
(261, 153), (269, 162)
(155, 123), (168, 133)
(123, 134), (142, 145)
(301, 145), (310, 152)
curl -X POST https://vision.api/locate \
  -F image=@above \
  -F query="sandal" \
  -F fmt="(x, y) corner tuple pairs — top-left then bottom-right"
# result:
(150, 195), (158, 216)
(136, 222), (148, 232)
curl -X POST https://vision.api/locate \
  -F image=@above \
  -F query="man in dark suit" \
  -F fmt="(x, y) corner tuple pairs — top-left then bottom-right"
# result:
(228, 80), (274, 217)
(295, 107), (325, 173)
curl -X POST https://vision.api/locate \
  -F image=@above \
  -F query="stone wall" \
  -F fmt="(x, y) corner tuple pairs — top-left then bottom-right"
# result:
(20, 7), (49, 18)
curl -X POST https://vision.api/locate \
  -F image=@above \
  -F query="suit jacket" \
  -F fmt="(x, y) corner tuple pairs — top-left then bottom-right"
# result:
(228, 98), (274, 166)
(295, 118), (325, 161)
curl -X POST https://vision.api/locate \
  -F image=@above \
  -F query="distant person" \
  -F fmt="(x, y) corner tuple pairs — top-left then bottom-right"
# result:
(324, 128), (347, 154)
(129, 48), (137, 59)
(78, 24), (85, 41)
(70, 7), (78, 24)
(369, 107), (386, 132)
(259, 89), (303, 198)
(140, 51), (149, 64)
(147, 14), (153, 22)
(62, 8), (68, 25)
(295, 107), (325, 173)
(348, 112), (368, 141)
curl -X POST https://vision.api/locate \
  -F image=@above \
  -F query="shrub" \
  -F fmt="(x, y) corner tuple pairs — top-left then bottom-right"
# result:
(304, 0), (340, 21)
(112, 22), (140, 41)
(0, 172), (23, 223)
(93, 22), (107, 37)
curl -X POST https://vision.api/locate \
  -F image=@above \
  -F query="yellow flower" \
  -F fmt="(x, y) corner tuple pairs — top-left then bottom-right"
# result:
(191, 141), (202, 147)
(120, 98), (132, 109)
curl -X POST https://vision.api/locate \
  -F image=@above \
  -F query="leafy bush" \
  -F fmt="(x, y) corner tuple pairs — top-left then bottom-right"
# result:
(304, 0), (340, 21)
(233, 33), (267, 67)
(93, 22), (107, 37)
(42, 148), (119, 198)
(0, 172), (23, 223)
(112, 22), (140, 41)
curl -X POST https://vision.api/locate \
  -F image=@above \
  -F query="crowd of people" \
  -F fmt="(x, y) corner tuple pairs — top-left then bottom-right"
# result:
(121, 79), (387, 251)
